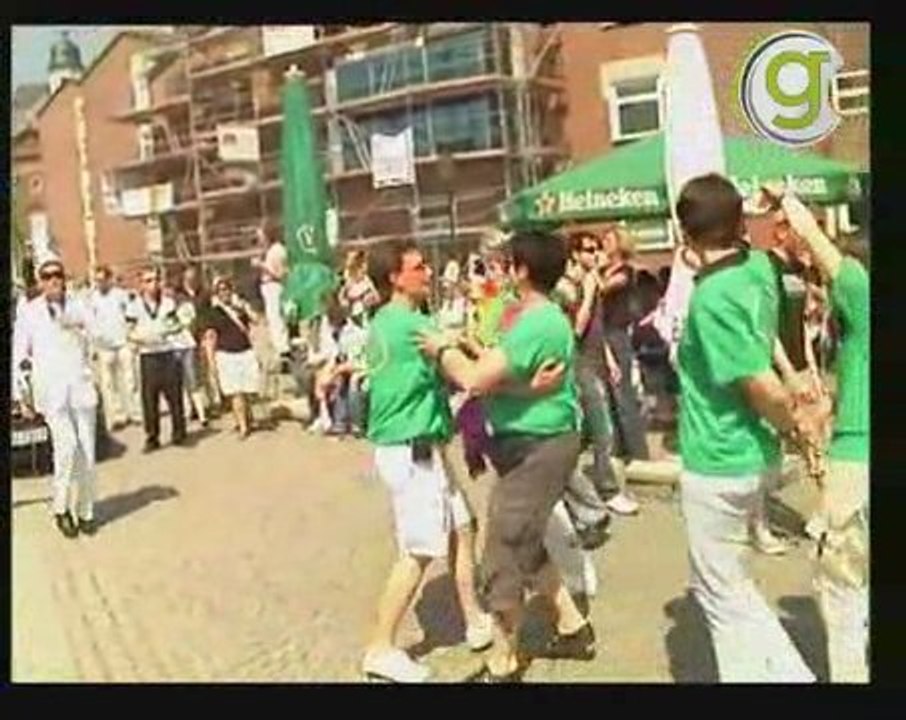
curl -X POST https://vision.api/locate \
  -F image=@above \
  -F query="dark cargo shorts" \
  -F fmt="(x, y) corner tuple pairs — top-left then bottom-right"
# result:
(481, 431), (581, 612)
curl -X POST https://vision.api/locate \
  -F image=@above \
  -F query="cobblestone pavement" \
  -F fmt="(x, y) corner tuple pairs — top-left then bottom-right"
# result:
(11, 416), (828, 683)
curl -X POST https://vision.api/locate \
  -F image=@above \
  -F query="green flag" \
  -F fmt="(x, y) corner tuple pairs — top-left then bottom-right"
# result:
(280, 72), (336, 323)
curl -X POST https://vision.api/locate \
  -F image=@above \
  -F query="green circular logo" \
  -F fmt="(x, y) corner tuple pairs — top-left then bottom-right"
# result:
(738, 31), (843, 147)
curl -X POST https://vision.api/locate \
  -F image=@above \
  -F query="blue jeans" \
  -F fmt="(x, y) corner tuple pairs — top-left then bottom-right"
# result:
(604, 327), (650, 460)
(331, 375), (366, 432)
(576, 362), (620, 499)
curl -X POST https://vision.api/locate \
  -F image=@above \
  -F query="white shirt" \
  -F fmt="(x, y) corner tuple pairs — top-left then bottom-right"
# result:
(262, 242), (288, 283)
(13, 294), (98, 414)
(338, 319), (368, 365)
(89, 286), (131, 350)
(125, 294), (180, 355)
(170, 300), (198, 351)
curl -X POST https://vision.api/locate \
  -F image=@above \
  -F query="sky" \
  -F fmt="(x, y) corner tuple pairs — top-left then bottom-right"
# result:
(12, 26), (131, 91)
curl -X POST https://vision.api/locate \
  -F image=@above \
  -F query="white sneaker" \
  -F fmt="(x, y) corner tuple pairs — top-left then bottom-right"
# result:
(752, 527), (789, 556)
(362, 648), (431, 683)
(309, 416), (331, 434)
(607, 492), (640, 516)
(465, 613), (493, 652)
(804, 514), (828, 540)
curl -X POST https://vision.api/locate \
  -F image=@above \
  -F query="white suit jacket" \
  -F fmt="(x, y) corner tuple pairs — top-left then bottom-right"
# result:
(13, 294), (99, 415)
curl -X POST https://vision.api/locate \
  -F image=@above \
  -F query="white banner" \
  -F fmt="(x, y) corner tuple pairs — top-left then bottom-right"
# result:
(119, 183), (173, 217)
(262, 26), (316, 58)
(217, 124), (261, 162)
(120, 187), (151, 217)
(370, 127), (415, 189)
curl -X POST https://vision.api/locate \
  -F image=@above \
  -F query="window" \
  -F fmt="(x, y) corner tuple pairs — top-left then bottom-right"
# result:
(431, 94), (497, 153)
(606, 74), (663, 143)
(336, 60), (372, 102)
(426, 29), (492, 83)
(833, 69), (869, 117)
(625, 218), (674, 252)
(340, 94), (501, 171)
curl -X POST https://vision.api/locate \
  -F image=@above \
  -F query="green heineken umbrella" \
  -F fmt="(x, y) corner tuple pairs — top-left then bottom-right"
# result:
(500, 133), (865, 229)
(280, 69), (336, 323)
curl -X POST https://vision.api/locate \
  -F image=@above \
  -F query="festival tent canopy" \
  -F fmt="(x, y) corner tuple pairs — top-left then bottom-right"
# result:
(499, 133), (865, 229)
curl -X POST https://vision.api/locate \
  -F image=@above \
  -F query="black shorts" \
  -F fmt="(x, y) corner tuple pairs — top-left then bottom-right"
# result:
(481, 432), (581, 612)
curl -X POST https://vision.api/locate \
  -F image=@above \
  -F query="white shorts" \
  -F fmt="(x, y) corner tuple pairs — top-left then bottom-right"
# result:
(216, 349), (261, 396)
(373, 443), (473, 558)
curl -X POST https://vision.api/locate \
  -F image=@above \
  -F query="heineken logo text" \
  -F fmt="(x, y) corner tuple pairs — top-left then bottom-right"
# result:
(534, 188), (661, 218)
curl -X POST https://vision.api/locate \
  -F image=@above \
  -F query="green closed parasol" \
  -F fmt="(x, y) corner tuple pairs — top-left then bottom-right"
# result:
(280, 70), (336, 323)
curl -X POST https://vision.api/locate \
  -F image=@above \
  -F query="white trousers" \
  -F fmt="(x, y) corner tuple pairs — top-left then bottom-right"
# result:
(815, 460), (869, 683)
(97, 345), (141, 424)
(680, 470), (815, 683)
(261, 281), (290, 356)
(44, 403), (97, 521)
(545, 500), (598, 598)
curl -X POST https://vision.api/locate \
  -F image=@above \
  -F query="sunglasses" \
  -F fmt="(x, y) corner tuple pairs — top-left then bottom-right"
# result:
(40, 269), (65, 280)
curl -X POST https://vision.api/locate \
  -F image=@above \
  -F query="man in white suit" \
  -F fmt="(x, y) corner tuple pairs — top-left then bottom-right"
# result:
(13, 252), (100, 538)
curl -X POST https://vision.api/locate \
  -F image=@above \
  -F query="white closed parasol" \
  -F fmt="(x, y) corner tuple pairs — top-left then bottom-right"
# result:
(657, 23), (727, 366)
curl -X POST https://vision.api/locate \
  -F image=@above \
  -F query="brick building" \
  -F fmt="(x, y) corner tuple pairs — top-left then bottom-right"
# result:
(557, 22), (869, 263)
(11, 30), (176, 283)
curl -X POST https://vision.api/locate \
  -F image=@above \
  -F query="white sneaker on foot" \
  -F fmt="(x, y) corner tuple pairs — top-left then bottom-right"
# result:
(752, 527), (789, 555)
(362, 648), (431, 683)
(465, 613), (493, 652)
(804, 514), (828, 540)
(606, 492), (640, 516)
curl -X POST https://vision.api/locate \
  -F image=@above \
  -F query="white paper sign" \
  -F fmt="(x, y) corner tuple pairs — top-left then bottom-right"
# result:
(217, 124), (261, 162)
(370, 127), (415, 189)
(262, 26), (317, 57)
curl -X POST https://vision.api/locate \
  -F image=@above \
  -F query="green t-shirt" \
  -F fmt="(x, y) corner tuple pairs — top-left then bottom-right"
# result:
(678, 249), (782, 476)
(475, 287), (516, 347)
(484, 300), (582, 437)
(828, 258), (869, 462)
(366, 302), (453, 445)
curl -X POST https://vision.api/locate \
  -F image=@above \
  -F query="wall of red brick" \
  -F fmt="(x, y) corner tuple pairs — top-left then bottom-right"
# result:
(560, 22), (869, 167)
(35, 82), (88, 276)
(82, 35), (158, 275)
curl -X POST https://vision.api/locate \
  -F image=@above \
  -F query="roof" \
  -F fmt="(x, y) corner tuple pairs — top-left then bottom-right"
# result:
(11, 82), (49, 135)
(27, 29), (178, 126)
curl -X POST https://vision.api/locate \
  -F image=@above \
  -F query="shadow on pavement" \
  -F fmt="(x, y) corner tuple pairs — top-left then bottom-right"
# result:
(778, 595), (828, 682)
(408, 573), (465, 657)
(172, 427), (220, 449)
(766, 496), (808, 539)
(98, 433), (129, 462)
(95, 485), (180, 529)
(663, 593), (718, 683)
(12, 496), (52, 511)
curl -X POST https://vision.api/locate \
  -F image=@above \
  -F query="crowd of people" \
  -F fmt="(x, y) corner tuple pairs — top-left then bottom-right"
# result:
(10, 174), (867, 684)
(349, 177), (867, 683)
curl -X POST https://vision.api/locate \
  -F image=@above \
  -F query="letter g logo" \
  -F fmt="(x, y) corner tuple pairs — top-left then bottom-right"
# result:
(738, 31), (843, 146)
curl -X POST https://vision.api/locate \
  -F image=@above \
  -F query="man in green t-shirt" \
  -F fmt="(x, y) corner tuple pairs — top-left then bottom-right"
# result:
(419, 231), (594, 683)
(774, 188), (869, 683)
(360, 239), (493, 683)
(674, 174), (817, 682)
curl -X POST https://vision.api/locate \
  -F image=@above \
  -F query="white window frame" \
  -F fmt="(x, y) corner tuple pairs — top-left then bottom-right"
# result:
(832, 69), (869, 117)
(605, 74), (664, 144)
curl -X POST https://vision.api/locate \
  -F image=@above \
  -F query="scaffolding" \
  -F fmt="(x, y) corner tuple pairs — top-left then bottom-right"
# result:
(111, 23), (567, 278)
